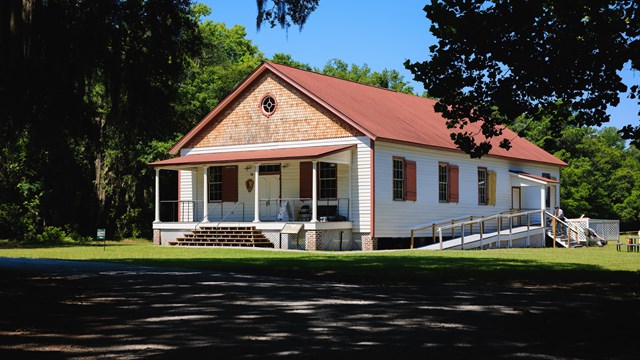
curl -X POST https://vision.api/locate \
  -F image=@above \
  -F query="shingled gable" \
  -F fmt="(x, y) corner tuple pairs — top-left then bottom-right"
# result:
(170, 61), (566, 167)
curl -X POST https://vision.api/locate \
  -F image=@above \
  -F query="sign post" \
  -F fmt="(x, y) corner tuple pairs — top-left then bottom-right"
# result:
(97, 228), (106, 250)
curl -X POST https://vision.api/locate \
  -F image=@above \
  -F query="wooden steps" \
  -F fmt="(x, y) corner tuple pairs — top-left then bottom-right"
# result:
(170, 226), (274, 248)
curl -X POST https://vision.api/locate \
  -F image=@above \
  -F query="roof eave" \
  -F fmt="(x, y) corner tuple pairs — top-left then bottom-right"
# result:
(374, 137), (567, 168)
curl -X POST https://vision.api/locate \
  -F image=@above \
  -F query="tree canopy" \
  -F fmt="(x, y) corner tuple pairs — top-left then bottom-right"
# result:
(256, 0), (318, 31)
(406, 0), (640, 157)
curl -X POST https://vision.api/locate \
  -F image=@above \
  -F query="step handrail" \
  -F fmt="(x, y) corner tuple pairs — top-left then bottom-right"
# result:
(214, 202), (245, 227)
(194, 203), (222, 230)
(543, 211), (581, 248)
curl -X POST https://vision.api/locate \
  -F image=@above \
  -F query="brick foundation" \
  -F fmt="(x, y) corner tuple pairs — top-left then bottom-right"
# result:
(362, 235), (377, 251)
(153, 229), (161, 246)
(305, 230), (323, 251)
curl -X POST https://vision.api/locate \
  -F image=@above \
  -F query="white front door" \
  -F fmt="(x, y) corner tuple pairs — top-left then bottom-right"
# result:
(512, 187), (521, 210)
(259, 175), (280, 221)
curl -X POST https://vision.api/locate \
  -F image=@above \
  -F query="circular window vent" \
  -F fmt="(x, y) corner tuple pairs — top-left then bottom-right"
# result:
(260, 94), (277, 117)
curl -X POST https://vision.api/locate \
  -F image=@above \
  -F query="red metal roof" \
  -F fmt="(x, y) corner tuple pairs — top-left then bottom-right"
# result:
(510, 171), (559, 184)
(150, 145), (354, 168)
(169, 62), (566, 167)
(269, 62), (566, 167)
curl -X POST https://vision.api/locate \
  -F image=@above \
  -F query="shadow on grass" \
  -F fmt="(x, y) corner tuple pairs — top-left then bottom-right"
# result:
(93, 253), (640, 287)
(1, 256), (639, 359)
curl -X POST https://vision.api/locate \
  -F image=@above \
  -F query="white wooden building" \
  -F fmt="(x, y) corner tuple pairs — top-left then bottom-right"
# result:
(150, 62), (566, 250)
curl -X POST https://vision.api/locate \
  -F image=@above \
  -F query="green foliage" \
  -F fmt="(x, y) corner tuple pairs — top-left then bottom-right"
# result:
(514, 115), (640, 229)
(320, 59), (415, 94)
(114, 208), (144, 239)
(270, 53), (313, 70)
(1, 0), (200, 241)
(256, 0), (318, 31)
(406, 0), (640, 157)
(31, 225), (92, 244)
(175, 11), (264, 128)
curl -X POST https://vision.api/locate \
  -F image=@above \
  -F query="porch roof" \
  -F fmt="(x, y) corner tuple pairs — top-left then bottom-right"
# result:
(149, 144), (354, 168)
(509, 170), (559, 185)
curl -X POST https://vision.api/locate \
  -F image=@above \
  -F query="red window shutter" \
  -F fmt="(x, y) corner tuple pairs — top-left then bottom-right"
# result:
(221, 166), (238, 202)
(299, 162), (312, 199)
(406, 160), (417, 201)
(448, 165), (459, 203)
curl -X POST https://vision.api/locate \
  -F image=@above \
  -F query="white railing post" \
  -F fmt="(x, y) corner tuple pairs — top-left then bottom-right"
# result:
(311, 161), (318, 223)
(253, 164), (260, 222)
(154, 168), (160, 222)
(438, 228), (443, 251)
(202, 167), (209, 223)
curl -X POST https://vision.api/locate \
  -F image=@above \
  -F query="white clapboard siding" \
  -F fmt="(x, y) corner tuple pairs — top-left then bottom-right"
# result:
(373, 141), (561, 238)
(179, 169), (194, 222)
(350, 140), (372, 233)
(175, 137), (372, 230)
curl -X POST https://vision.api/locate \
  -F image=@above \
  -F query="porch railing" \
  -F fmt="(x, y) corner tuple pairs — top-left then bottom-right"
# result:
(159, 200), (196, 222)
(258, 198), (350, 222)
(159, 198), (350, 223)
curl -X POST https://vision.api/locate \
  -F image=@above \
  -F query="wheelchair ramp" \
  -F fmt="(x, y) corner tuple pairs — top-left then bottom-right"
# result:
(417, 226), (545, 250)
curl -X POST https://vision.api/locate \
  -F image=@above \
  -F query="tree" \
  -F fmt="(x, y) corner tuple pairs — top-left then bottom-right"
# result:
(256, 0), (319, 31)
(321, 59), (415, 94)
(176, 5), (265, 129)
(270, 53), (313, 70)
(513, 115), (640, 229)
(0, 0), (200, 239)
(406, 0), (640, 158)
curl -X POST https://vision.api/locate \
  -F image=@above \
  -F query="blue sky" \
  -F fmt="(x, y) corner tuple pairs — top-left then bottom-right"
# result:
(202, 0), (638, 130)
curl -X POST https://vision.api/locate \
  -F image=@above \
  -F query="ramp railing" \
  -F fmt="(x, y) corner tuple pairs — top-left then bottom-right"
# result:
(411, 210), (544, 250)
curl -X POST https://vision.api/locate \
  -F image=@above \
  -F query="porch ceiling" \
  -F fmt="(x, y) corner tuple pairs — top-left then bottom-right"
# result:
(149, 144), (354, 169)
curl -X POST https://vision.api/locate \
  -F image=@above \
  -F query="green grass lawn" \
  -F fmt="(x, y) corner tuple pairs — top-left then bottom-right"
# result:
(1, 238), (638, 285)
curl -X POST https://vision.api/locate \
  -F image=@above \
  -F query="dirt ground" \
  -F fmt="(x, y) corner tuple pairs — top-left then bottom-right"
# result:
(0, 257), (638, 359)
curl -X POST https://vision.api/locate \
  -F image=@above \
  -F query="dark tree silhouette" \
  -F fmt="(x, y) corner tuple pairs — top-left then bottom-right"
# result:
(406, 0), (640, 157)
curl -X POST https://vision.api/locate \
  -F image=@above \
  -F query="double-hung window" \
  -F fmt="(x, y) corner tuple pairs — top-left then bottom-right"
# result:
(319, 162), (337, 199)
(393, 158), (405, 200)
(208, 166), (222, 202)
(393, 157), (416, 201)
(478, 167), (488, 205)
(208, 165), (238, 202)
(439, 162), (459, 203)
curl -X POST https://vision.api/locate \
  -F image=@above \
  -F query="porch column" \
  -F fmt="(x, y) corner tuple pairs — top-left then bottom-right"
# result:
(203, 166), (209, 222)
(154, 168), (160, 222)
(311, 161), (318, 222)
(348, 163), (352, 221)
(253, 164), (260, 222)
(540, 186), (546, 211)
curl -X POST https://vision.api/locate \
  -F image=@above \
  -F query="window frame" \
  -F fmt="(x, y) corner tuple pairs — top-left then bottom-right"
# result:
(393, 157), (405, 201)
(478, 167), (488, 205)
(438, 162), (449, 203)
(208, 166), (223, 202)
(260, 93), (278, 117)
(318, 162), (338, 200)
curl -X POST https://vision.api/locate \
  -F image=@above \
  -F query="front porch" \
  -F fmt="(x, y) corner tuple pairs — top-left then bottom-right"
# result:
(153, 220), (358, 250)
(150, 144), (364, 250)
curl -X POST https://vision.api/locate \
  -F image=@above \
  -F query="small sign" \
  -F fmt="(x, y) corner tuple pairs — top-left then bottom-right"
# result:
(97, 228), (106, 240)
